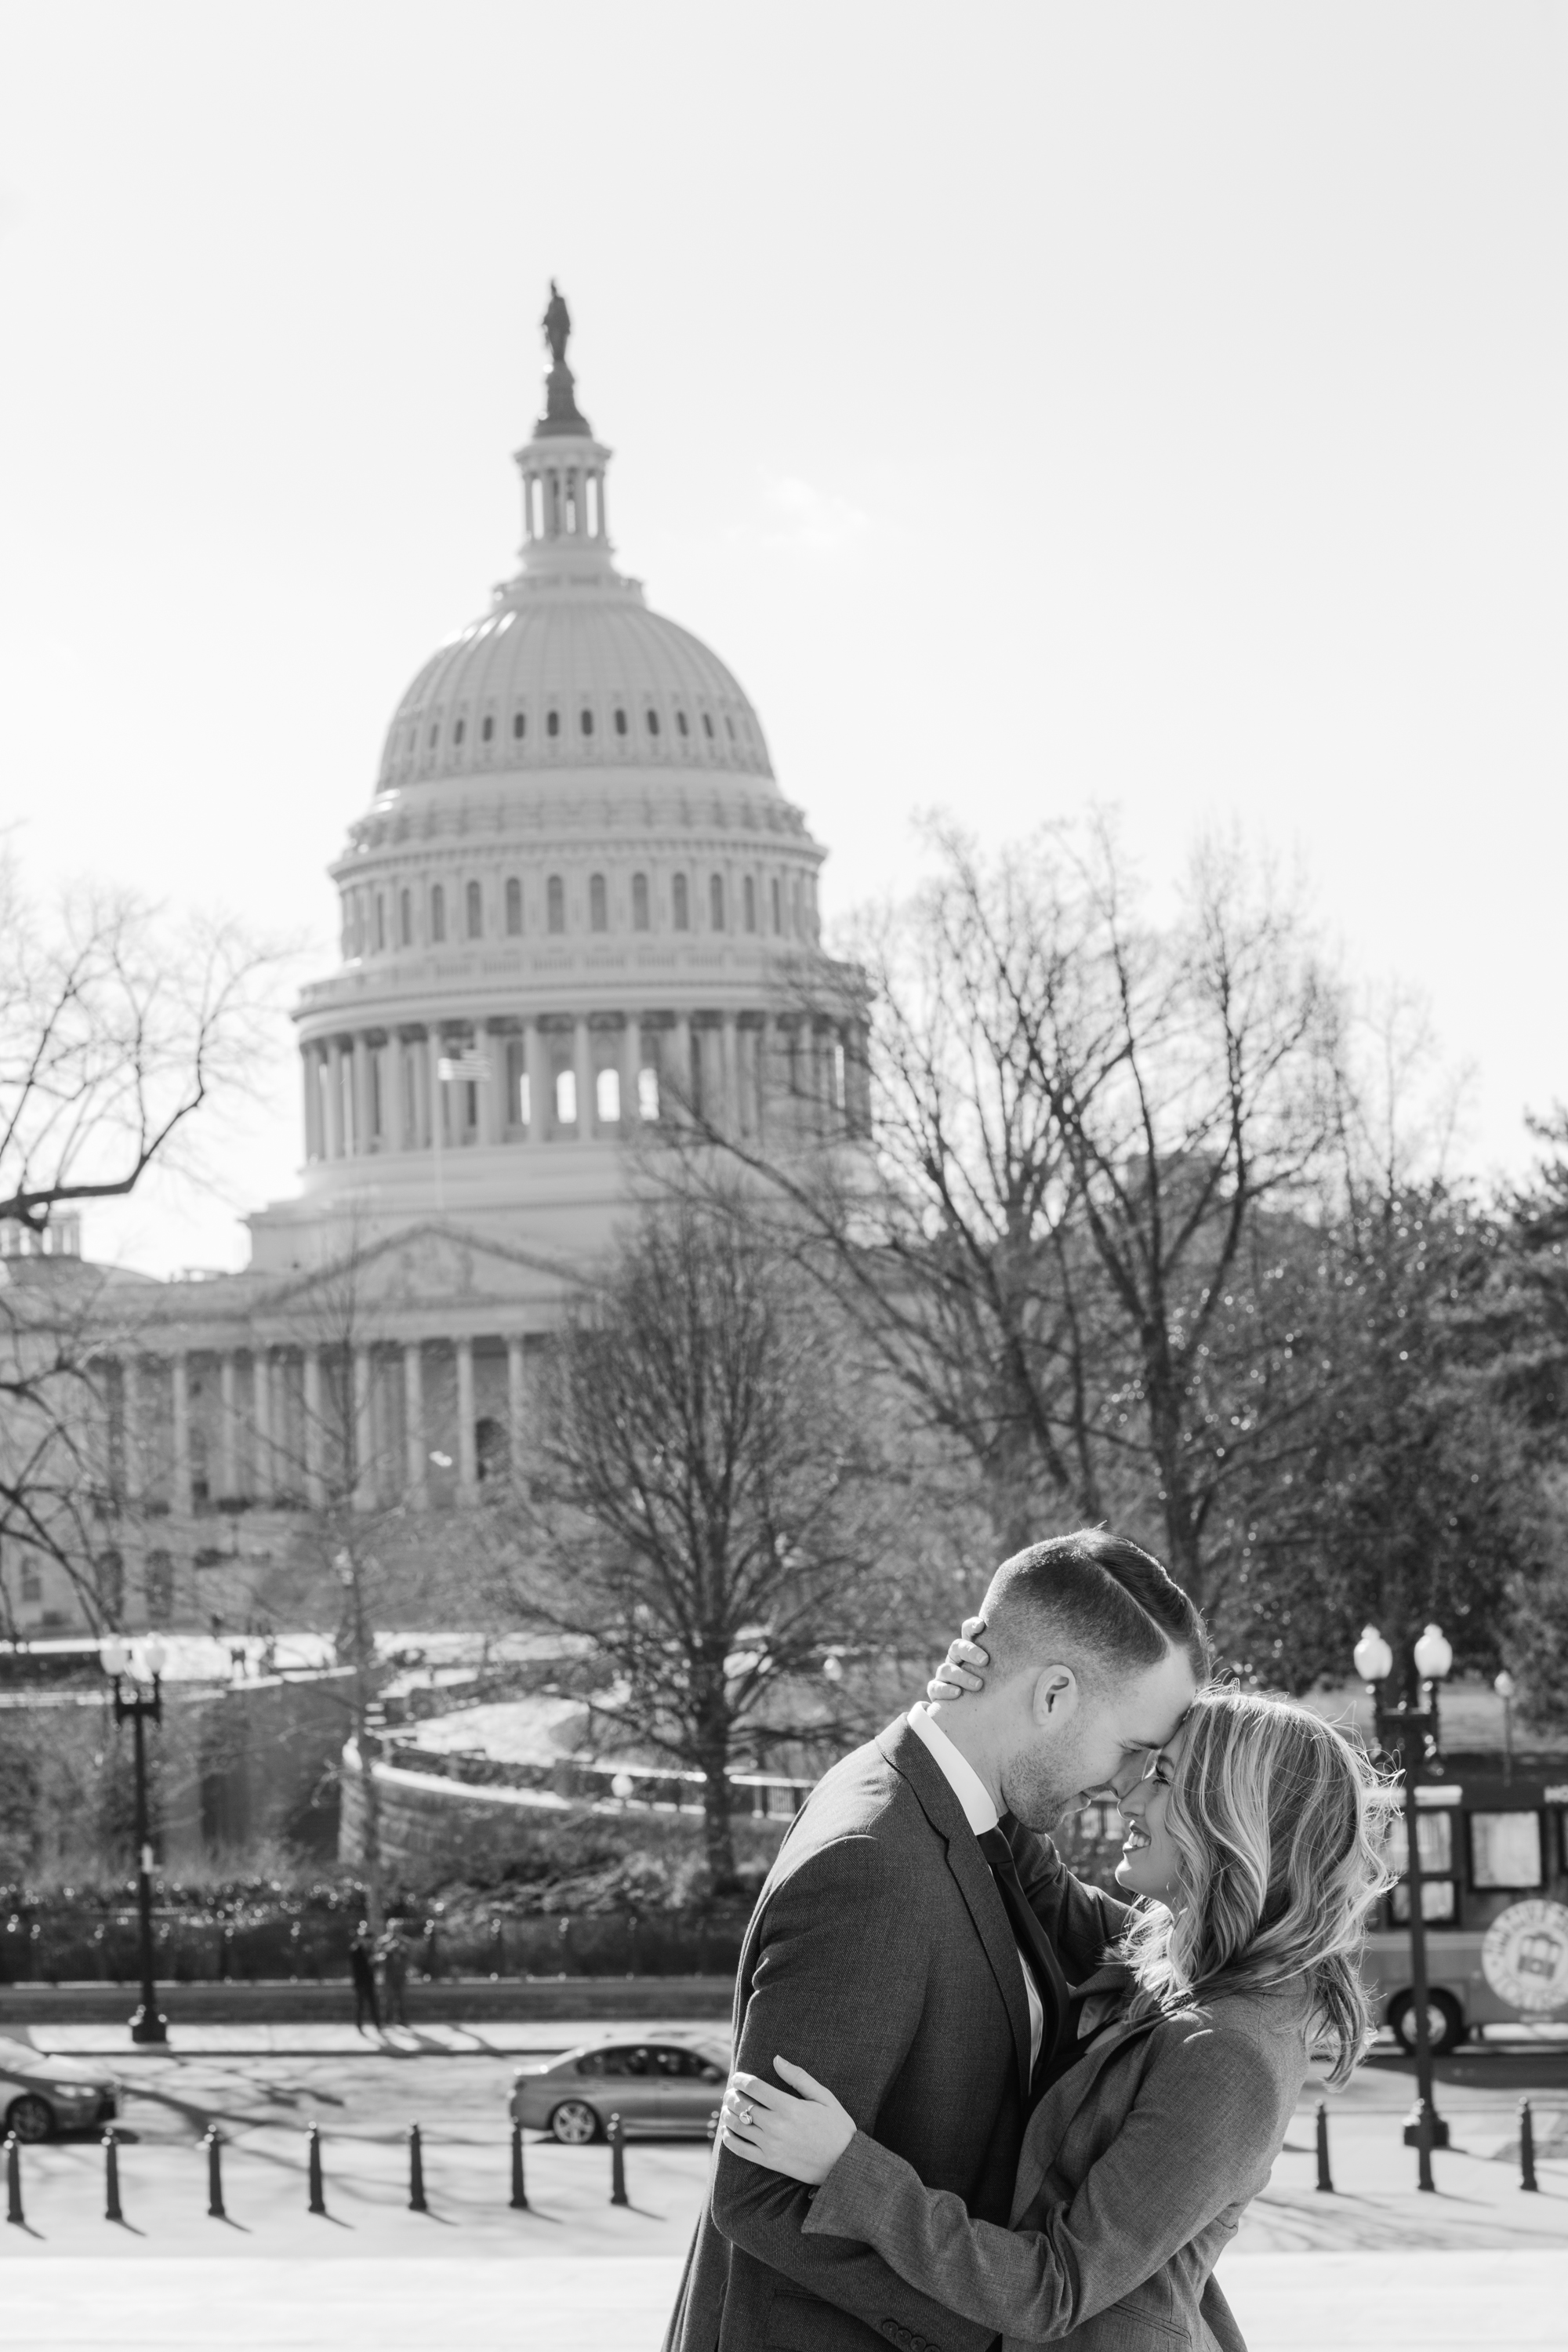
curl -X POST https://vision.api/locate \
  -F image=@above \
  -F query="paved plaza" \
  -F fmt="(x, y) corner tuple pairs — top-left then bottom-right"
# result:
(1, 2025), (1566, 2347)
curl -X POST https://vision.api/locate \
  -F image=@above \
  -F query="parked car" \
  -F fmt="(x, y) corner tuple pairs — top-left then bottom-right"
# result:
(0, 2038), (119, 2141)
(510, 2036), (729, 2143)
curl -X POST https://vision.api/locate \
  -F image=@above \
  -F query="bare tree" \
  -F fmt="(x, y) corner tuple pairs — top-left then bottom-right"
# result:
(672, 821), (1340, 1610)
(0, 855), (286, 1632)
(483, 1187), (935, 1891)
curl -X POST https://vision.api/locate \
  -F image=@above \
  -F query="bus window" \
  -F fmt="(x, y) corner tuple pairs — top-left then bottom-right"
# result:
(1470, 1811), (1544, 1891)
(1387, 1810), (1456, 1926)
(1392, 1879), (1457, 1925)
(1387, 1811), (1452, 1876)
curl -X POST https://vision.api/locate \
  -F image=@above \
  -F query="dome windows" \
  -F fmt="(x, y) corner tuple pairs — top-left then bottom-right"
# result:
(702, 713), (714, 740)
(399, 888), (413, 947)
(632, 873), (649, 931)
(743, 876), (756, 934)
(466, 880), (483, 940)
(505, 877), (522, 936)
(454, 718), (466, 746)
(580, 708), (594, 738)
(590, 873), (608, 932)
(710, 875), (725, 931)
(771, 877), (782, 934)
(428, 724), (439, 749)
(646, 710), (661, 738)
(672, 873), (690, 931)
(513, 711), (526, 740)
(430, 884), (447, 944)
(546, 710), (561, 739)
(547, 875), (565, 934)
(676, 710), (689, 739)
(614, 708), (628, 737)
(481, 714), (495, 743)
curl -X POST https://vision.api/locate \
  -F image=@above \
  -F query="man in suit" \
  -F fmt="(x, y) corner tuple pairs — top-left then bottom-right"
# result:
(663, 1529), (1206, 2352)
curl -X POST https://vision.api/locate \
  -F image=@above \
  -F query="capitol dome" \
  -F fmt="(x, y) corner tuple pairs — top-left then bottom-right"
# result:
(247, 288), (865, 1280)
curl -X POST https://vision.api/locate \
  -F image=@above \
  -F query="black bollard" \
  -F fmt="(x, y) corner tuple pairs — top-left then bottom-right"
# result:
(1314, 2103), (1333, 2194)
(609, 2111), (628, 2207)
(509, 2118), (528, 2211)
(205, 2124), (225, 2220)
(408, 2122), (427, 2213)
(307, 2123), (326, 2216)
(1520, 2100), (1539, 2194)
(5, 2132), (22, 2227)
(103, 2125), (123, 2223)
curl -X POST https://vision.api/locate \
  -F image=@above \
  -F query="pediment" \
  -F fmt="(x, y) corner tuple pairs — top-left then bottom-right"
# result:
(263, 1223), (581, 1323)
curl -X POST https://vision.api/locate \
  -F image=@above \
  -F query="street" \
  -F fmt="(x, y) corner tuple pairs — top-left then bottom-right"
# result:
(1, 2025), (1566, 2345)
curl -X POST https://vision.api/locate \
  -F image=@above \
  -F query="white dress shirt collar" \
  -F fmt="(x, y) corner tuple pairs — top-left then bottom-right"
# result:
(906, 1702), (1000, 1837)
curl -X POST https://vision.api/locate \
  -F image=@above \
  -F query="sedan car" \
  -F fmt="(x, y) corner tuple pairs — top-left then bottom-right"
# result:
(510, 2037), (729, 2143)
(0, 2037), (119, 2141)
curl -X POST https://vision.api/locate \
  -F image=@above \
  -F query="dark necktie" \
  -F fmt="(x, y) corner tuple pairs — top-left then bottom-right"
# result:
(978, 1824), (1072, 2082)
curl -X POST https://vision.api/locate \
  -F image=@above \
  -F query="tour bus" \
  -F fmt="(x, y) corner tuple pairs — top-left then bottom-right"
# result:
(1362, 1765), (1568, 2051)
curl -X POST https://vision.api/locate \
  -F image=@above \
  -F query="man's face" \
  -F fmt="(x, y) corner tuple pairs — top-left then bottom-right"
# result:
(998, 1645), (1199, 1831)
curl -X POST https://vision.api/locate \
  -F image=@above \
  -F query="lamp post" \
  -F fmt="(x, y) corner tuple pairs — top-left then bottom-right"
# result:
(1354, 1620), (1452, 2189)
(1494, 1670), (1516, 1787)
(101, 1635), (169, 2046)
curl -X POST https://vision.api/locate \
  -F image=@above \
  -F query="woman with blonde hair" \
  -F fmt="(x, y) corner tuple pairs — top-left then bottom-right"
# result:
(720, 1677), (1395, 2351)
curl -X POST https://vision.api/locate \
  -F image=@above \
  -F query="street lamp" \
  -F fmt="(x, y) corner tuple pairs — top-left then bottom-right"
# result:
(1355, 1620), (1453, 2190)
(1494, 1670), (1517, 1786)
(101, 1634), (169, 2046)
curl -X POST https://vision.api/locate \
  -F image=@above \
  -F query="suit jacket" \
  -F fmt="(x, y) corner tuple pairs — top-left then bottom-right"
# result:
(663, 1714), (1129, 2352)
(803, 1980), (1313, 2351)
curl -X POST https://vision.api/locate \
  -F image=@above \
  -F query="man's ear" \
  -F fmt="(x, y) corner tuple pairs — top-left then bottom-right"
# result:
(1031, 1665), (1078, 1725)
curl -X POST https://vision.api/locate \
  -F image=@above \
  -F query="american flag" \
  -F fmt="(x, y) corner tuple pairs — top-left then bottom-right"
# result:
(437, 1053), (491, 1083)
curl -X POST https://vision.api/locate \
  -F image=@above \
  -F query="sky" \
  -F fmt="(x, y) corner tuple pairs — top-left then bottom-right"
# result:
(1, 3), (1563, 1274)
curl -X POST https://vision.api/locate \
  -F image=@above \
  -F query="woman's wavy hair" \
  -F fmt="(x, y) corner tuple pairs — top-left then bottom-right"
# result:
(1120, 1688), (1399, 2085)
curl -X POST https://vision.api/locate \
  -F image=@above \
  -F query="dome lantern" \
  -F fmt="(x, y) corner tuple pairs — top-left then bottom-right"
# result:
(514, 280), (614, 579)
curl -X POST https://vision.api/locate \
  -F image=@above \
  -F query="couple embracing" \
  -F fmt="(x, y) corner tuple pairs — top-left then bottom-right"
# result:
(664, 1530), (1391, 2352)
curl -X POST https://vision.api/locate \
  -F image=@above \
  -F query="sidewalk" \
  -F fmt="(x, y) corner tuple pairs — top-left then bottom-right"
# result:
(2, 2252), (1565, 2350)
(16, 2018), (726, 2060)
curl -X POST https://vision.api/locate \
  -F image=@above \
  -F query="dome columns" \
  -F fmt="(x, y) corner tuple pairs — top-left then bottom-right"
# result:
(297, 1000), (868, 1180)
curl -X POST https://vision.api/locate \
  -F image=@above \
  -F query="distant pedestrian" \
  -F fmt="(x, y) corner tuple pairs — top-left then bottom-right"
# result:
(378, 1927), (409, 2027)
(349, 1922), (380, 2033)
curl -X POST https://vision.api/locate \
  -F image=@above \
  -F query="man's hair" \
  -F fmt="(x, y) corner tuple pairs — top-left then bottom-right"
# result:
(979, 1528), (1208, 1687)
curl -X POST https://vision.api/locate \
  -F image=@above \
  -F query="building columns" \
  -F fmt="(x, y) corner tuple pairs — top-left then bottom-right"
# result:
(386, 1030), (407, 1152)
(456, 1337), (477, 1502)
(350, 1035), (371, 1156)
(325, 1042), (346, 1159)
(426, 1029), (448, 1159)
(301, 1049), (321, 1161)
(403, 1341), (428, 1507)
(506, 1336), (526, 1481)
(353, 1345), (375, 1511)
(170, 1352), (192, 1519)
(303, 1346), (325, 1509)
(619, 1019), (640, 1131)
(720, 1012), (739, 1135)
(252, 1350), (273, 1504)
(217, 1353), (238, 1501)
(524, 1020), (548, 1142)
(120, 1355), (142, 1505)
(573, 1017), (593, 1138)
(482, 1025), (505, 1145)
(673, 1014), (693, 1120)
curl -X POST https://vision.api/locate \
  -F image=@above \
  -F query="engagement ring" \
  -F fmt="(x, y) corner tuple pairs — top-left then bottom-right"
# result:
(738, 2103), (754, 2125)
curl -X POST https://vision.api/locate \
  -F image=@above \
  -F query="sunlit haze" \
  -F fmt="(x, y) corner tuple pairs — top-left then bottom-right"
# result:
(2, 3), (1562, 1273)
